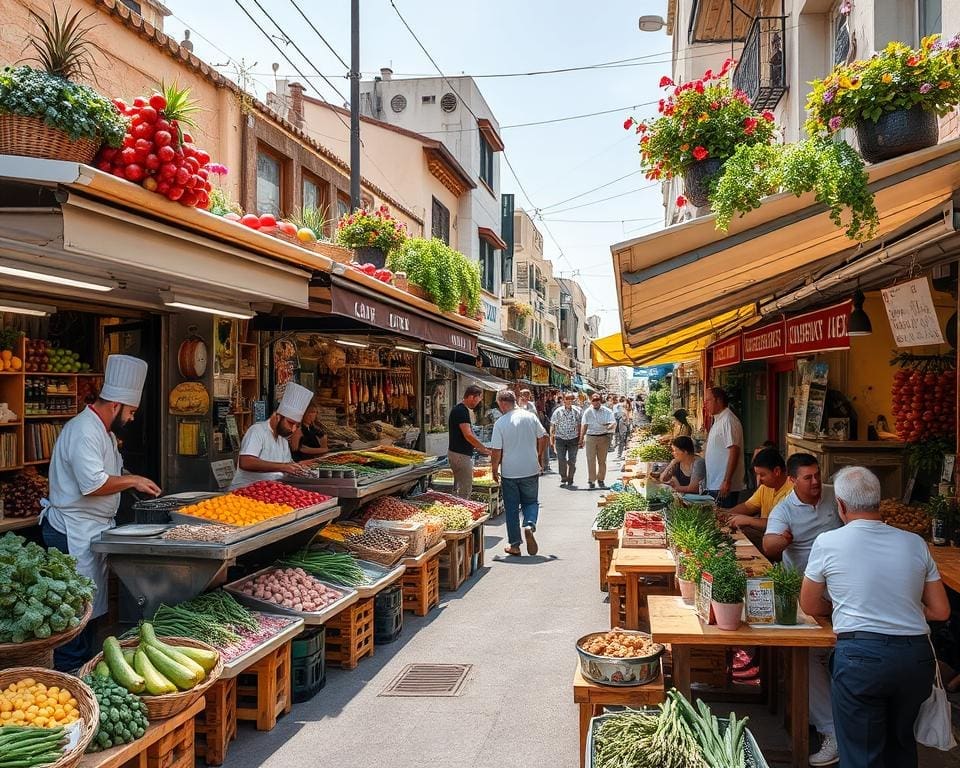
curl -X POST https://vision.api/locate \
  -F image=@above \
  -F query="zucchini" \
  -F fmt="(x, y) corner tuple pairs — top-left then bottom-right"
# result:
(122, 649), (136, 666)
(142, 643), (201, 690)
(167, 643), (219, 673)
(134, 647), (176, 696)
(103, 637), (145, 694)
(139, 624), (207, 680)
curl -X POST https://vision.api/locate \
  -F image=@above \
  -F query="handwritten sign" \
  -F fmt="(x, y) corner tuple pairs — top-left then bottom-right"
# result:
(210, 459), (235, 489)
(881, 277), (945, 347)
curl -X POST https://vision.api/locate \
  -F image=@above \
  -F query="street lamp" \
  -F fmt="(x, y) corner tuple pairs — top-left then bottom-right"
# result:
(638, 14), (667, 32)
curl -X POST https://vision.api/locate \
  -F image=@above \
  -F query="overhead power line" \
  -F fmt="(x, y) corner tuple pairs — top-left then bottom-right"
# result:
(539, 170), (642, 211)
(286, 0), (350, 71)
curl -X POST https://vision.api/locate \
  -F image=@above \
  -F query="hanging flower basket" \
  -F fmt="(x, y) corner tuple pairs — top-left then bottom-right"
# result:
(0, 113), (100, 163)
(683, 157), (725, 208)
(854, 106), (939, 163)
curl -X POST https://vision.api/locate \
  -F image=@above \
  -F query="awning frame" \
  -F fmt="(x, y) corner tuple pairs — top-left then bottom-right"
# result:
(430, 356), (510, 391)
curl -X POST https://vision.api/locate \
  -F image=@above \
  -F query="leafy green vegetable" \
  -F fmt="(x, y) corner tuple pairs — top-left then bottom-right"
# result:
(594, 493), (649, 529)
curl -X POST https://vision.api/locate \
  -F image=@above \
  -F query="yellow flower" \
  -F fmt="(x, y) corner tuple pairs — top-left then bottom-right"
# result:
(882, 73), (893, 84)
(939, 81), (953, 89)
(698, 112), (709, 122)
(680, 143), (689, 151)
(839, 75), (862, 90)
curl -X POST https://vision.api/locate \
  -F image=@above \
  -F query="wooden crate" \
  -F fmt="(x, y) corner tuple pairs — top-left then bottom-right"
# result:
(607, 566), (626, 629)
(689, 646), (730, 688)
(595, 530), (618, 592)
(146, 713), (194, 768)
(325, 597), (374, 670)
(401, 554), (440, 616)
(236, 642), (292, 731)
(438, 538), (470, 592)
(194, 678), (236, 766)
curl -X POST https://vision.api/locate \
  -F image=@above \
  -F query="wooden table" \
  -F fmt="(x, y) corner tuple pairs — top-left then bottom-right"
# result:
(610, 546), (677, 630)
(0, 515), (39, 533)
(648, 595), (835, 768)
(573, 665), (665, 768)
(930, 545), (960, 592)
(591, 528), (619, 592)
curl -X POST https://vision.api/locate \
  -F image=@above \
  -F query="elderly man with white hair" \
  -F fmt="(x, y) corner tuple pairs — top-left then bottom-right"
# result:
(801, 466), (950, 768)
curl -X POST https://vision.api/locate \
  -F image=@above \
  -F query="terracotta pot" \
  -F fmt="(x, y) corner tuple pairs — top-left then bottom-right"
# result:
(683, 157), (724, 208)
(711, 600), (744, 631)
(678, 578), (696, 604)
(408, 283), (431, 301)
(855, 107), (938, 163)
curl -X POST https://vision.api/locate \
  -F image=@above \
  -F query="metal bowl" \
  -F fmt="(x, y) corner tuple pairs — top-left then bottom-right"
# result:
(576, 631), (664, 687)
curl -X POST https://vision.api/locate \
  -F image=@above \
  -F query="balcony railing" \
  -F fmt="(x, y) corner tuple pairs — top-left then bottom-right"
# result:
(503, 328), (532, 350)
(733, 16), (788, 111)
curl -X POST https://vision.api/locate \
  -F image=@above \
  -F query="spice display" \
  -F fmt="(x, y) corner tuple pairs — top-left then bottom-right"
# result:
(0, 472), (48, 518)
(0, 678), (79, 727)
(318, 522), (365, 543)
(176, 495), (292, 526)
(82, 674), (148, 752)
(279, 550), (371, 587)
(232, 481), (331, 508)
(345, 528), (407, 552)
(0, 726), (68, 768)
(161, 524), (238, 542)
(579, 631), (664, 659)
(0, 533), (94, 643)
(359, 496), (419, 523)
(235, 567), (344, 612)
(421, 502), (473, 531)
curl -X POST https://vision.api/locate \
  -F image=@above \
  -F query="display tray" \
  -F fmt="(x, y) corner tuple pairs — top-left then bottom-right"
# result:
(219, 614), (305, 678)
(103, 524), (171, 538)
(353, 559), (406, 599)
(169, 508), (301, 541)
(223, 566), (360, 626)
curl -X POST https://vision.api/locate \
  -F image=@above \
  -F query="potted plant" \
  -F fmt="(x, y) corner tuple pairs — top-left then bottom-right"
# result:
(704, 551), (747, 630)
(626, 61), (777, 207)
(0, 5), (126, 163)
(766, 563), (803, 625)
(336, 205), (407, 268)
(387, 237), (480, 314)
(806, 34), (960, 163)
(676, 535), (713, 604)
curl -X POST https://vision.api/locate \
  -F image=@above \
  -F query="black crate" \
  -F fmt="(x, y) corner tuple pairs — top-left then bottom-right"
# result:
(374, 585), (403, 644)
(291, 645), (326, 702)
(292, 626), (325, 659)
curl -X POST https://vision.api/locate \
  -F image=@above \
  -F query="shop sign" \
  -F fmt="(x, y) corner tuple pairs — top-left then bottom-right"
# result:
(480, 348), (513, 370)
(532, 362), (549, 384)
(550, 368), (571, 387)
(742, 320), (786, 360)
(331, 284), (477, 355)
(633, 364), (673, 378)
(481, 297), (499, 333)
(784, 300), (851, 355)
(880, 277), (945, 347)
(711, 337), (741, 368)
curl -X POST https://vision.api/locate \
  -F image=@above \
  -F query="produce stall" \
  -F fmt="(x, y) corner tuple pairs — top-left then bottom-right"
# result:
(430, 466), (502, 518)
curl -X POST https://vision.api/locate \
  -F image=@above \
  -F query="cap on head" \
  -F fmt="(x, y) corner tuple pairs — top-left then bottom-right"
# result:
(100, 355), (148, 407)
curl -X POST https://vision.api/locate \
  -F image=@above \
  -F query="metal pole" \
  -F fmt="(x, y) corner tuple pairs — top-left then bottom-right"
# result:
(350, 0), (361, 209)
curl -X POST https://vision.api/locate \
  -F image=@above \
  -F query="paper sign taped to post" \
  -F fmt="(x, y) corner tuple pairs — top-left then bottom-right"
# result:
(881, 278), (945, 347)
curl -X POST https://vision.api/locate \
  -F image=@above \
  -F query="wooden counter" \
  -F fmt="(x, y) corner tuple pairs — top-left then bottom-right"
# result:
(930, 545), (960, 593)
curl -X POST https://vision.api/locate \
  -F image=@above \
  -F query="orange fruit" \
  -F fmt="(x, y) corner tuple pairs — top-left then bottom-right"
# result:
(9, 357), (21, 371)
(0, 350), (10, 362)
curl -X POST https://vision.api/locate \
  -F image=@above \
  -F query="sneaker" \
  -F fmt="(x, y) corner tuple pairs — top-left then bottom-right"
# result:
(588, 482), (596, 489)
(809, 734), (839, 766)
(523, 525), (539, 556)
(598, 481), (607, 489)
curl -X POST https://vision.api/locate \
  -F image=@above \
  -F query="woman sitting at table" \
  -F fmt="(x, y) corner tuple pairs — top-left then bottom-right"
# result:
(657, 436), (706, 493)
(291, 402), (328, 461)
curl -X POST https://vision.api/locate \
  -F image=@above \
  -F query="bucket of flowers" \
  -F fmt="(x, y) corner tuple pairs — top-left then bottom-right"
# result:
(806, 33), (960, 163)
(625, 60), (777, 208)
(335, 204), (408, 268)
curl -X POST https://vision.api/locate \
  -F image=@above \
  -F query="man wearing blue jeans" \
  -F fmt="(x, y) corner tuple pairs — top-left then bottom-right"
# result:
(491, 389), (548, 556)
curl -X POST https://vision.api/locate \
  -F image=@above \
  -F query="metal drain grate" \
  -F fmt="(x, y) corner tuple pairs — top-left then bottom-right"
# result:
(379, 664), (472, 697)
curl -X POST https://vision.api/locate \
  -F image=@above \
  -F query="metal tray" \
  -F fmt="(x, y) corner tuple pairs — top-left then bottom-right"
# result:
(223, 566), (359, 625)
(103, 524), (171, 538)
(353, 559), (406, 599)
(169, 508), (301, 542)
(219, 613), (305, 678)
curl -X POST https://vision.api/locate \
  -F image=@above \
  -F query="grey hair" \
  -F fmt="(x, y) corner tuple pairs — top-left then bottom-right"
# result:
(833, 466), (881, 513)
(496, 389), (517, 405)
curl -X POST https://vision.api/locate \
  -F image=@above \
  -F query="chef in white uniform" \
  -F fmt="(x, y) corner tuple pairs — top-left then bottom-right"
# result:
(231, 383), (313, 489)
(41, 354), (161, 670)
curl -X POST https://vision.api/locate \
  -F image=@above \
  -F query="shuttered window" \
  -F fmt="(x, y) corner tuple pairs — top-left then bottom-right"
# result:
(431, 198), (450, 244)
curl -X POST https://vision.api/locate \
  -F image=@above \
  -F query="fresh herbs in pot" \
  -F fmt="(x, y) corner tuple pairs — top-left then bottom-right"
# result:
(703, 551), (746, 605)
(765, 562), (803, 601)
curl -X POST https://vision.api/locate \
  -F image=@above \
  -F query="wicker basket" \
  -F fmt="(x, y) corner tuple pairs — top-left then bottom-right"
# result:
(0, 667), (99, 768)
(343, 538), (408, 567)
(365, 519), (427, 557)
(0, 114), (99, 164)
(78, 636), (223, 720)
(0, 602), (93, 671)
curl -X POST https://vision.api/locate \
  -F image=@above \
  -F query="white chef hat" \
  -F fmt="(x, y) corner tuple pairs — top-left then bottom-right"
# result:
(100, 355), (148, 408)
(277, 382), (313, 422)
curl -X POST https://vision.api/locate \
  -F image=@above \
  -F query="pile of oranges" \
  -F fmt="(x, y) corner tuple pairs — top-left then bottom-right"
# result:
(0, 678), (80, 727)
(0, 350), (22, 372)
(178, 494), (293, 527)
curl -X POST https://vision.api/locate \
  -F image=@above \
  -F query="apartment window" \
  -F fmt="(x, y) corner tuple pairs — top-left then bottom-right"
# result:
(337, 192), (351, 220)
(256, 147), (283, 218)
(431, 198), (450, 244)
(919, 0), (942, 39)
(479, 238), (497, 293)
(120, 0), (142, 14)
(480, 135), (494, 188)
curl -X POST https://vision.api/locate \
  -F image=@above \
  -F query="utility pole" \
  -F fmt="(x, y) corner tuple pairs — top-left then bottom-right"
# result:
(350, 0), (361, 210)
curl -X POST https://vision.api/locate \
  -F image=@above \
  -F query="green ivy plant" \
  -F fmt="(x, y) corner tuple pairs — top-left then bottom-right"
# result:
(710, 138), (878, 240)
(387, 238), (480, 314)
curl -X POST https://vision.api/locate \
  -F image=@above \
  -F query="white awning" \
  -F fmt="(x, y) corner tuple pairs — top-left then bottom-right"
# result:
(430, 357), (510, 391)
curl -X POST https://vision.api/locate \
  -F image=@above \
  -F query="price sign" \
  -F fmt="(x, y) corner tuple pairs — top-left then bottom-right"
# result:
(881, 277), (945, 347)
(696, 573), (714, 624)
(210, 459), (235, 489)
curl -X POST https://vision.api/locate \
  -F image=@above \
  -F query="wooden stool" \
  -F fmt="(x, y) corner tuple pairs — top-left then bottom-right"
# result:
(593, 529), (618, 592)
(326, 597), (374, 670)
(573, 666), (666, 768)
(194, 678), (236, 766)
(147, 711), (196, 768)
(236, 642), (292, 731)
(401, 554), (440, 616)
(606, 564), (626, 629)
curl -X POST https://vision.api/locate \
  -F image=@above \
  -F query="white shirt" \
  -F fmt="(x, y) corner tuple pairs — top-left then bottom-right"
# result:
(805, 519), (939, 635)
(766, 486), (841, 572)
(491, 407), (547, 478)
(231, 420), (292, 489)
(704, 407), (745, 491)
(581, 405), (615, 436)
(520, 401), (538, 415)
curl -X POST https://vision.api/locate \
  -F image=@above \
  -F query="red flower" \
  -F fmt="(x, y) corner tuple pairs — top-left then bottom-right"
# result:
(658, 99), (665, 113)
(676, 195), (687, 207)
(692, 146), (709, 161)
(761, 110), (775, 122)
(635, 123), (648, 134)
(711, 101), (720, 110)
(703, 69), (713, 80)
(694, 80), (705, 93)
(720, 58), (735, 75)
(623, 117), (634, 130)
(907, 55), (920, 66)
(659, 75), (674, 87)
(743, 116), (758, 135)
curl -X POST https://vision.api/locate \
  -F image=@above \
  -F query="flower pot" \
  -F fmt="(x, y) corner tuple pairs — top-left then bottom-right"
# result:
(774, 593), (798, 625)
(408, 283), (431, 302)
(855, 107), (939, 164)
(678, 577), (696, 604)
(683, 157), (724, 208)
(0, 114), (99, 164)
(353, 245), (387, 269)
(711, 600), (744, 631)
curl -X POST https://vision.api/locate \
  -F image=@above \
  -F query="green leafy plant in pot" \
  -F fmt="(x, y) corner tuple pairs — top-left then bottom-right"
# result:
(336, 205), (408, 268)
(676, 533), (714, 604)
(704, 550), (747, 630)
(387, 237), (481, 314)
(766, 562), (803, 625)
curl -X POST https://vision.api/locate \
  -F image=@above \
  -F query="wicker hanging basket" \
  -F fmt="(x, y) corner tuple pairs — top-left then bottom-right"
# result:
(0, 602), (93, 671)
(0, 667), (99, 768)
(0, 114), (100, 164)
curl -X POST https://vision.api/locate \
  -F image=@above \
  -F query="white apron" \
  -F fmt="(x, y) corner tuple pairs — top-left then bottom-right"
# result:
(42, 408), (124, 618)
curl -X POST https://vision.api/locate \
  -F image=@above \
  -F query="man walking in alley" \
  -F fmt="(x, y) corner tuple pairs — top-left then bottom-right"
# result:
(550, 392), (581, 488)
(580, 393), (616, 489)
(491, 389), (548, 556)
(764, 453), (842, 766)
(703, 387), (745, 508)
(447, 385), (491, 499)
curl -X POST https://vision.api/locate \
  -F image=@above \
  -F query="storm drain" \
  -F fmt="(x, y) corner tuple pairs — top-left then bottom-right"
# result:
(379, 664), (472, 697)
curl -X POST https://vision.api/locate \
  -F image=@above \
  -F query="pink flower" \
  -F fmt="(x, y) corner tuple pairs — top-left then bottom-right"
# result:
(676, 195), (687, 207)
(692, 146), (709, 161)
(761, 110), (775, 122)
(828, 116), (843, 131)
(635, 122), (648, 134)
(659, 75), (674, 87)
(920, 82), (934, 93)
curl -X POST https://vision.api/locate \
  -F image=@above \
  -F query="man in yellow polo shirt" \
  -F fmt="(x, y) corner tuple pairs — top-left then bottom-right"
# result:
(725, 448), (792, 546)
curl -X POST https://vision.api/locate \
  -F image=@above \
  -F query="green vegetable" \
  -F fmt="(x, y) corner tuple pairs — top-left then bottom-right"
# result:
(280, 550), (371, 587)
(669, 690), (748, 768)
(93, 661), (110, 678)
(0, 726), (67, 768)
(133, 648), (177, 696)
(169, 643), (219, 673)
(594, 493), (650, 530)
(82, 675), (149, 753)
(592, 701), (705, 768)
(103, 636), (145, 693)
(139, 623), (206, 679)
(141, 643), (200, 690)
(636, 442), (673, 462)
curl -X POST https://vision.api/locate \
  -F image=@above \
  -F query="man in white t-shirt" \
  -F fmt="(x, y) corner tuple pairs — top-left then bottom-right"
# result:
(765, 453), (842, 766)
(801, 466), (950, 768)
(703, 387), (745, 508)
(491, 389), (547, 556)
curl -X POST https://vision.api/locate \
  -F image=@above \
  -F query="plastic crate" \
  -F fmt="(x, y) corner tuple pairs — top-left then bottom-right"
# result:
(374, 585), (403, 644)
(291, 628), (326, 703)
(291, 626), (325, 659)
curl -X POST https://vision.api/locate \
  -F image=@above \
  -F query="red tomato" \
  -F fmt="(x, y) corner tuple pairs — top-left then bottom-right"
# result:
(112, 99), (127, 113)
(277, 221), (298, 236)
(149, 93), (167, 112)
(174, 167), (191, 186)
(196, 150), (211, 166)
(157, 145), (175, 163)
(144, 154), (161, 171)
(139, 106), (158, 124)
(96, 160), (112, 172)
(134, 138), (153, 153)
(361, 263), (377, 276)
(154, 130), (173, 147)
(167, 186), (185, 201)
(258, 214), (278, 228)
(132, 96), (147, 108)
(157, 181), (171, 195)
(132, 121), (153, 139)
(241, 213), (261, 228)
(182, 132), (194, 144)
(159, 162), (178, 180)
(182, 191), (199, 207)
(124, 164), (144, 182)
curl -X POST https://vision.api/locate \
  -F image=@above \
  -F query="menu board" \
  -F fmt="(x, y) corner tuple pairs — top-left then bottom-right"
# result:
(746, 577), (775, 625)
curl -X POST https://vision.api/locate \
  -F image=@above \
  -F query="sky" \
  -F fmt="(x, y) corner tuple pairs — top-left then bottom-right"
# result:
(163, 0), (675, 338)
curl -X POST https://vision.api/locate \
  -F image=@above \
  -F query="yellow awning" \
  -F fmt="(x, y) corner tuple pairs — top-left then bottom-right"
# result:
(613, 138), (960, 348)
(592, 304), (756, 367)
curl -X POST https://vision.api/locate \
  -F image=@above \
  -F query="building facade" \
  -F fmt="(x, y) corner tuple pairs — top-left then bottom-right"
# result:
(556, 277), (590, 375)
(502, 209), (560, 353)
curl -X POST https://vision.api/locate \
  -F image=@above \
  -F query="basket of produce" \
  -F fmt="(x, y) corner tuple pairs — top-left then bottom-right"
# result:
(342, 528), (408, 566)
(879, 498), (929, 536)
(594, 493), (650, 531)
(408, 490), (488, 520)
(419, 501), (473, 531)
(365, 519), (426, 557)
(576, 630), (664, 687)
(81, 672), (149, 754)
(359, 496), (419, 523)
(0, 533), (95, 670)
(412, 514), (445, 548)
(0, 667), (99, 768)
(78, 625), (222, 721)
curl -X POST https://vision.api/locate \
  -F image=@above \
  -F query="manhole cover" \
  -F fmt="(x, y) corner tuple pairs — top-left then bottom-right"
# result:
(379, 664), (472, 697)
